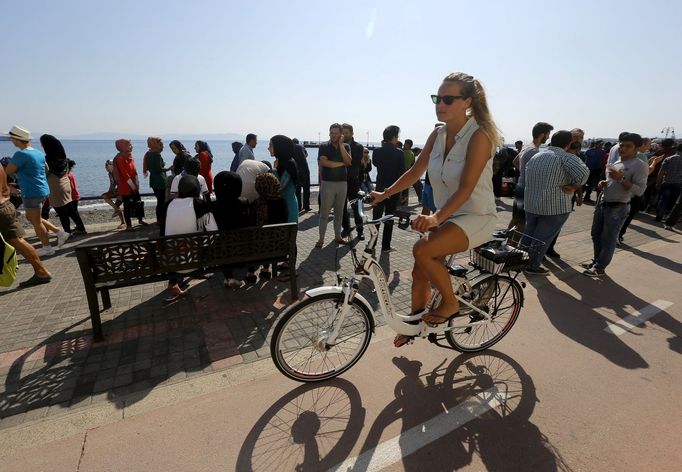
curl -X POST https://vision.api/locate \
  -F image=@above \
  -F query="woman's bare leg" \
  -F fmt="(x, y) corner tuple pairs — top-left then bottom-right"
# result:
(410, 260), (431, 312)
(24, 208), (51, 246)
(413, 223), (469, 322)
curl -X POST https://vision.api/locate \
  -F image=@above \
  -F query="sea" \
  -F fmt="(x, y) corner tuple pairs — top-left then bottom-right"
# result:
(0, 139), (378, 210)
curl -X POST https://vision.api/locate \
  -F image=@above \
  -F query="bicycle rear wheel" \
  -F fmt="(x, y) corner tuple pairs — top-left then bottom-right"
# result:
(446, 275), (522, 352)
(271, 292), (374, 382)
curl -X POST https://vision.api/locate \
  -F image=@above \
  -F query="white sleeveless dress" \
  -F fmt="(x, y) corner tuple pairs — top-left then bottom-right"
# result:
(428, 118), (498, 249)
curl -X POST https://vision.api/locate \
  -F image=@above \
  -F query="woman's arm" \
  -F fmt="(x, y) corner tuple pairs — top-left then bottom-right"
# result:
(371, 129), (437, 204)
(412, 129), (492, 232)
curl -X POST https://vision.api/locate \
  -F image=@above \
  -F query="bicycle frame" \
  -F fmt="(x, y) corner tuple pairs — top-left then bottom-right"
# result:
(321, 200), (496, 345)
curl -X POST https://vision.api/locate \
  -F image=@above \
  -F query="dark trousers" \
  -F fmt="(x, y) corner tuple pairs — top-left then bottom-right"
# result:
(619, 195), (643, 237)
(665, 193), (682, 227)
(296, 172), (311, 211)
(583, 169), (602, 200)
(122, 193), (141, 227)
(342, 178), (363, 236)
(656, 183), (682, 221)
(372, 194), (399, 250)
(153, 187), (166, 225)
(55, 201), (86, 232)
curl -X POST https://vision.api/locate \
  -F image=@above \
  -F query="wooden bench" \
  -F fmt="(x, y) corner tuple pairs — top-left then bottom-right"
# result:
(75, 223), (298, 341)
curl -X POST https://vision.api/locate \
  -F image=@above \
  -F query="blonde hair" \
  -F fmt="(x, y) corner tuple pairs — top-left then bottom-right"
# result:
(443, 72), (502, 157)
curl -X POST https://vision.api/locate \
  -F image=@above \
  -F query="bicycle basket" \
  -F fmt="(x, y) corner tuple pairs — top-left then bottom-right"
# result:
(470, 230), (544, 274)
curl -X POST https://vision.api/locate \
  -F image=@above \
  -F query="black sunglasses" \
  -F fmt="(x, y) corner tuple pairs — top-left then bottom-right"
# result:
(431, 94), (466, 105)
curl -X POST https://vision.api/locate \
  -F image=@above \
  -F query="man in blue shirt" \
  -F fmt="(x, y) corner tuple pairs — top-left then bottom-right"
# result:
(583, 140), (605, 202)
(4, 126), (69, 257)
(372, 125), (405, 252)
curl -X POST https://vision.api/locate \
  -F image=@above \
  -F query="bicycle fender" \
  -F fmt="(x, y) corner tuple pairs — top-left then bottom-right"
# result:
(304, 287), (376, 332)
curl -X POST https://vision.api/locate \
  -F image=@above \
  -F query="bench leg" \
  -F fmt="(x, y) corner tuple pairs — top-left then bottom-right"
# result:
(85, 286), (104, 342)
(101, 289), (112, 310)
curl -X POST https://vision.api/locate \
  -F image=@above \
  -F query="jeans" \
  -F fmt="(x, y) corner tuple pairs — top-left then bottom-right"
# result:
(656, 183), (682, 221)
(583, 169), (602, 200)
(522, 212), (570, 269)
(619, 195), (643, 237)
(591, 202), (629, 270)
(372, 194), (399, 250)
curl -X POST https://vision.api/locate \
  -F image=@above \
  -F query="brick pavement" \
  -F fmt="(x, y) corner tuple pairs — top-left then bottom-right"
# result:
(0, 193), (679, 427)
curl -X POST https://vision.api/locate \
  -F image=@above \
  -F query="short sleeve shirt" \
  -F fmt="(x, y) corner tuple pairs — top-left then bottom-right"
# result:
(318, 143), (349, 182)
(170, 173), (209, 195)
(9, 149), (49, 198)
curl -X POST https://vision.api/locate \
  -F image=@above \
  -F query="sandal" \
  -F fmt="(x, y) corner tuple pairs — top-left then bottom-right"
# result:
(394, 334), (414, 348)
(422, 311), (462, 326)
(315, 240), (324, 248)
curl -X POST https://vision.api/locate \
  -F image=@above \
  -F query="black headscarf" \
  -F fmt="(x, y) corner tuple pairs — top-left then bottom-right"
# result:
(195, 140), (214, 163)
(212, 171), (249, 230)
(40, 134), (69, 177)
(270, 135), (298, 186)
(178, 175), (201, 198)
(170, 140), (190, 175)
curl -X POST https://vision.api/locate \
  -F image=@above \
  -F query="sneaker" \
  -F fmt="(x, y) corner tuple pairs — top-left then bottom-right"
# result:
(382, 247), (396, 253)
(357, 233), (365, 241)
(664, 225), (673, 230)
(524, 267), (549, 275)
(580, 261), (595, 270)
(583, 267), (605, 277)
(36, 246), (56, 257)
(616, 235), (624, 246)
(56, 231), (71, 248)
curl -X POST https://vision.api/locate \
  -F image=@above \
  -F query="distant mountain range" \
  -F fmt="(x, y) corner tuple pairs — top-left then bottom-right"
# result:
(63, 132), (247, 141)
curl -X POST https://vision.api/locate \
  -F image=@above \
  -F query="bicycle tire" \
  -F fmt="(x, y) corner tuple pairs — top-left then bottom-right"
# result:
(446, 274), (523, 352)
(271, 292), (374, 382)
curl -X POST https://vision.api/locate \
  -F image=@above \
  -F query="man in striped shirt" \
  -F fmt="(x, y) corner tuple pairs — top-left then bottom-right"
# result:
(522, 131), (589, 275)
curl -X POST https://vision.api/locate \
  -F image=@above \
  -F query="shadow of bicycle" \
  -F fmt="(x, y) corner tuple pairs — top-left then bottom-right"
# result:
(237, 350), (573, 471)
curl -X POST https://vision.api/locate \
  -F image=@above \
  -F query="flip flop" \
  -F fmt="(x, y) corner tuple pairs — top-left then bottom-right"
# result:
(422, 311), (462, 326)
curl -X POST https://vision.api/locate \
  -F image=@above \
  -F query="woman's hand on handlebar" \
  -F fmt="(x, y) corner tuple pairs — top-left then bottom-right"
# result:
(411, 214), (439, 233)
(369, 190), (388, 206)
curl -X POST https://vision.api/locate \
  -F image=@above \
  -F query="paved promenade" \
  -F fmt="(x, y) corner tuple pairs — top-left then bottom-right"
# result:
(0, 192), (679, 438)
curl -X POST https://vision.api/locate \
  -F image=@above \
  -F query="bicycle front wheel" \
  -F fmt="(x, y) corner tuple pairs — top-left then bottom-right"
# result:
(271, 293), (374, 382)
(446, 275), (523, 352)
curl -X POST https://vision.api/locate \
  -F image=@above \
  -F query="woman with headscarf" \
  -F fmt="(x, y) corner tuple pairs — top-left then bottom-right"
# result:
(39, 134), (74, 233)
(268, 135), (299, 224)
(211, 171), (250, 288)
(194, 140), (214, 194)
(162, 174), (217, 298)
(247, 172), (288, 282)
(169, 140), (191, 176)
(112, 139), (147, 230)
(230, 141), (244, 172)
(143, 137), (168, 225)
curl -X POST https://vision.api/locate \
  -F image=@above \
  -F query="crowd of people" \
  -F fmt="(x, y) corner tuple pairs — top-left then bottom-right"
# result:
(2, 77), (681, 307)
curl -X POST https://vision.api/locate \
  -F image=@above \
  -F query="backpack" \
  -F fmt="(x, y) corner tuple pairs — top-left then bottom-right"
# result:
(0, 232), (18, 287)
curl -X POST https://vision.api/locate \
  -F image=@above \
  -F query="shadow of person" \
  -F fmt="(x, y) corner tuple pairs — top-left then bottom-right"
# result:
(349, 351), (570, 471)
(236, 378), (365, 472)
(621, 244), (682, 275)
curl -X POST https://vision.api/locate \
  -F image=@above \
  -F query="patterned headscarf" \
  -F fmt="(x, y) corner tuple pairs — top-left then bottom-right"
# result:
(253, 172), (281, 225)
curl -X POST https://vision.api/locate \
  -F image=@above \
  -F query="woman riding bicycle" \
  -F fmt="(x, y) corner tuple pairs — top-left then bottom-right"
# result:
(371, 72), (501, 347)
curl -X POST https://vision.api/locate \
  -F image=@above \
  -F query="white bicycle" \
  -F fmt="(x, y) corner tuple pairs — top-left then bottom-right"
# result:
(271, 195), (542, 382)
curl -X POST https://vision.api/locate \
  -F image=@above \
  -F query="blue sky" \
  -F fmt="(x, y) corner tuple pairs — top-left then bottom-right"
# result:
(3, 0), (680, 144)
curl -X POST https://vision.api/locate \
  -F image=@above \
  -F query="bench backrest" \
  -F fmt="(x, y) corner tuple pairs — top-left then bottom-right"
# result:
(75, 223), (297, 284)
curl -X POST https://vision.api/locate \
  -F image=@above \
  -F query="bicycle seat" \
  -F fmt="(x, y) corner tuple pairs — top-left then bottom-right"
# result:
(446, 263), (468, 277)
